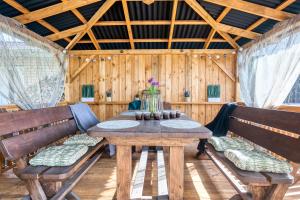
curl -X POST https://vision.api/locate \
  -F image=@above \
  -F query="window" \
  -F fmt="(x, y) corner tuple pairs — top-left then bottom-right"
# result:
(285, 75), (300, 104)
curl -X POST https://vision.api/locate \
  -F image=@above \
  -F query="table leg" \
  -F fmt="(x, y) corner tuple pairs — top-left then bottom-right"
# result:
(169, 146), (184, 200)
(117, 145), (132, 200)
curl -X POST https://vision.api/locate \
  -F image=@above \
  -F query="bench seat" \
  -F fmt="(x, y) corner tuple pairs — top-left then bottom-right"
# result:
(17, 140), (107, 181)
(207, 144), (294, 185)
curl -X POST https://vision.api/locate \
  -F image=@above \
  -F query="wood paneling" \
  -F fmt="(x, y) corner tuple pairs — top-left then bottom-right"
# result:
(67, 50), (237, 124)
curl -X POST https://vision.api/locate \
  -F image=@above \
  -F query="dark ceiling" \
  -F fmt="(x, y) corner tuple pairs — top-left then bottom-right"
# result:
(0, 0), (299, 50)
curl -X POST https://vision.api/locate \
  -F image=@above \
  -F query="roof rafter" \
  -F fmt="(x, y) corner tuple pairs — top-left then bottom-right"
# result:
(168, 0), (179, 49)
(13, 0), (100, 24)
(3, 0), (71, 42)
(77, 38), (227, 43)
(121, 0), (135, 49)
(185, 0), (239, 49)
(95, 20), (208, 26)
(66, 0), (117, 50)
(234, 0), (296, 42)
(204, 0), (295, 22)
(204, 7), (231, 49)
(61, 0), (100, 50)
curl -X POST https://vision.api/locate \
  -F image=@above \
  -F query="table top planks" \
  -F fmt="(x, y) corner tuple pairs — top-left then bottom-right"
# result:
(88, 111), (212, 139)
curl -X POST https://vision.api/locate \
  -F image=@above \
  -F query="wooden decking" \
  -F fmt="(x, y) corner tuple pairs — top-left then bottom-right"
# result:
(0, 142), (299, 200)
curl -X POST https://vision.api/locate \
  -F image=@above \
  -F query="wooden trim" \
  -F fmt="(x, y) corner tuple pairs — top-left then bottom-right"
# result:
(211, 57), (235, 81)
(46, 25), (87, 41)
(204, 0), (295, 22)
(13, 0), (100, 24)
(204, 7), (231, 49)
(70, 55), (96, 82)
(168, 0), (179, 49)
(234, 0), (296, 42)
(217, 23), (261, 39)
(87, 30), (101, 50)
(121, 0), (135, 49)
(69, 49), (236, 55)
(66, 0), (116, 50)
(77, 38), (227, 43)
(185, 0), (239, 49)
(67, 101), (227, 105)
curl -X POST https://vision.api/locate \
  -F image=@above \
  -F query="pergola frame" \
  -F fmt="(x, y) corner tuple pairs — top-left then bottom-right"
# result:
(3, 0), (296, 50)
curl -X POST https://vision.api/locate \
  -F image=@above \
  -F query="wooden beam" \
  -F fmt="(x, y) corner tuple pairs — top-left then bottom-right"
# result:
(234, 0), (296, 41)
(70, 55), (96, 82)
(204, 7), (231, 49)
(46, 24), (87, 41)
(94, 20), (208, 26)
(66, 0), (116, 50)
(121, 0), (135, 49)
(3, 0), (71, 42)
(204, 0), (295, 21)
(168, 0), (179, 49)
(211, 57), (235, 81)
(185, 0), (239, 49)
(69, 49), (236, 55)
(13, 0), (100, 24)
(61, 0), (100, 49)
(77, 38), (226, 43)
(217, 23), (261, 39)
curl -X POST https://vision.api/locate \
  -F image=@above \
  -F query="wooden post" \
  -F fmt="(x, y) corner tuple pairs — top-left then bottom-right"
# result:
(116, 145), (132, 200)
(168, 146), (184, 200)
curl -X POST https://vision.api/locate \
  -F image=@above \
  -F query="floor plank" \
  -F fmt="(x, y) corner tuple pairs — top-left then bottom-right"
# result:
(0, 142), (299, 200)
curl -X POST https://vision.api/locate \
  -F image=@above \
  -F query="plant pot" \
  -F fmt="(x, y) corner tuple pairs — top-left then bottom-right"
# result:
(184, 96), (191, 102)
(208, 97), (221, 102)
(81, 97), (94, 102)
(106, 97), (112, 102)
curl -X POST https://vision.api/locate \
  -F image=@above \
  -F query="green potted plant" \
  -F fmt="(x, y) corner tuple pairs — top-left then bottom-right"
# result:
(81, 84), (95, 102)
(184, 89), (191, 102)
(106, 89), (112, 102)
(207, 85), (221, 102)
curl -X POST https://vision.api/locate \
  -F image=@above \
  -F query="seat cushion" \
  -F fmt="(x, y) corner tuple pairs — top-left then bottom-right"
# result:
(64, 133), (103, 146)
(224, 149), (292, 173)
(208, 136), (254, 152)
(29, 145), (88, 167)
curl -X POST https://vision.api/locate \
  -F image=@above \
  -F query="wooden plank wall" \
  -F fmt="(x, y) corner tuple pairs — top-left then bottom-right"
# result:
(67, 50), (237, 124)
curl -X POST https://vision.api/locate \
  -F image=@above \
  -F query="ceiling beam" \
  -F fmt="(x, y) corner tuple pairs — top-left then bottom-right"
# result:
(13, 0), (100, 24)
(185, 0), (239, 49)
(94, 20), (208, 26)
(168, 0), (179, 49)
(77, 38), (227, 43)
(66, 0), (117, 50)
(61, 0), (100, 49)
(217, 23), (261, 39)
(204, 0), (295, 22)
(204, 7), (231, 49)
(3, 0), (71, 42)
(121, 0), (135, 49)
(46, 24), (87, 41)
(234, 0), (296, 41)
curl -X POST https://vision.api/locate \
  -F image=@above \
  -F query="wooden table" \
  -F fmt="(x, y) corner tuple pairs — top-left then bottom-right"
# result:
(88, 113), (212, 200)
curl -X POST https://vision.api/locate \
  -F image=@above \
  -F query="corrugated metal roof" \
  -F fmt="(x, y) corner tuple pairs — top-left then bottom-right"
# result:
(132, 25), (170, 38)
(55, 39), (69, 48)
(0, 0), (298, 50)
(172, 42), (204, 49)
(173, 25), (211, 38)
(135, 42), (167, 49)
(128, 1), (172, 20)
(73, 43), (96, 50)
(208, 42), (233, 49)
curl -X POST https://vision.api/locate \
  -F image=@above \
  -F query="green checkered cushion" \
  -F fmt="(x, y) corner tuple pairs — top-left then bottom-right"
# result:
(29, 145), (88, 167)
(208, 136), (254, 152)
(63, 133), (103, 146)
(224, 149), (292, 173)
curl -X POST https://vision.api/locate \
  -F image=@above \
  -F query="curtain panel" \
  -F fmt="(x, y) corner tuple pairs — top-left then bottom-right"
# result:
(0, 14), (67, 110)
(238, 14), (300, 108)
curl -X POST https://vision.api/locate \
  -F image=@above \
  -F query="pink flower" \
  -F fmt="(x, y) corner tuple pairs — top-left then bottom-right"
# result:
(148, 77), (154, 83)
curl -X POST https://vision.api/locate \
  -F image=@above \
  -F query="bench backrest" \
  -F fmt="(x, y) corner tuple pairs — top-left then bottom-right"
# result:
(0, 106), (77, 160)
(229, 106), (300, 163)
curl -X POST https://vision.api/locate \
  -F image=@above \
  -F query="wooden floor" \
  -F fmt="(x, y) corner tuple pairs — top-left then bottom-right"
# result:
(0, 142), (299, 200)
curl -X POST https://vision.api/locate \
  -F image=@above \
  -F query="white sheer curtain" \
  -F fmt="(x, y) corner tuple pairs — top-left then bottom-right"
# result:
(0, 14), (67, 110)
(238, 15), (300, 108)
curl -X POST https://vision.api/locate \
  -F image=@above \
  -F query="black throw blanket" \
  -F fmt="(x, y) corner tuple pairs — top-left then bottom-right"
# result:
(197, 103), (237, 153)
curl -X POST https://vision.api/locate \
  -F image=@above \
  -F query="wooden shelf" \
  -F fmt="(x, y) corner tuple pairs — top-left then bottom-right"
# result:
(74, 101), (226, 105)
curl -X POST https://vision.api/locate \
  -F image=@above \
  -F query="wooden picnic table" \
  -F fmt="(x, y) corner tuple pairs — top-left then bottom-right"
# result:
(88, 111), (212, 200)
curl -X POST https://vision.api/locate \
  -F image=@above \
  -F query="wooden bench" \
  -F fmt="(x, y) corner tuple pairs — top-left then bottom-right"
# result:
(0, 106), (107, 200)
(206, 106), (300, 200)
